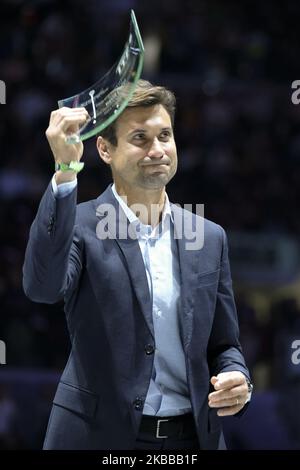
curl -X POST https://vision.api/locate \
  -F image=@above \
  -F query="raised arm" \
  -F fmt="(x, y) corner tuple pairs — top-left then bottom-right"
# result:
(23, 107), (89, 303)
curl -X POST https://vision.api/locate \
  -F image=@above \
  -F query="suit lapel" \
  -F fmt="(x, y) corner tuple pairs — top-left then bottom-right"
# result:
(116, 237), (154, 338)
(94, 187), (154, 338)
(172, 204), (198, 351)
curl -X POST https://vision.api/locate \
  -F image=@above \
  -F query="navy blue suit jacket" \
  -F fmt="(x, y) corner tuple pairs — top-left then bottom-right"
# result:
(23, 183), (250, 449)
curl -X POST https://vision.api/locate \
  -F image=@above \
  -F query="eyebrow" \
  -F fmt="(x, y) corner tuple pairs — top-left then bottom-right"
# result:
(128, 127), (173, 137)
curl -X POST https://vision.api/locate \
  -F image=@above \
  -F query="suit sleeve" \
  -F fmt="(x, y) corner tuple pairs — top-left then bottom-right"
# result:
(23, 181), (83, 304)
(207, 227), (251, 382)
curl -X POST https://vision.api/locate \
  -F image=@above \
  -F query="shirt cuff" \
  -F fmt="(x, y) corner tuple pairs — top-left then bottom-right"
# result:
(51, 174), (77, 199)
(244, 376), (253, 403)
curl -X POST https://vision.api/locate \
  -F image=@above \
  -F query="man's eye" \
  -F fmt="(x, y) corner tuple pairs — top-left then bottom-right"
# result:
(133, 134), (146, 140)
(160, 132), (171, 140)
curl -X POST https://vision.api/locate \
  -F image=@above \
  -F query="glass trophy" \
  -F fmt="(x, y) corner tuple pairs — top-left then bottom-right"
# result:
(58, 10), (144, 143)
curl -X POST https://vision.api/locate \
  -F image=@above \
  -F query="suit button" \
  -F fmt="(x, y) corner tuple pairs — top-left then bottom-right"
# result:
(133, 397), (144, 411)
(47, 216), (55, 234)
(145, 344), (154, 355)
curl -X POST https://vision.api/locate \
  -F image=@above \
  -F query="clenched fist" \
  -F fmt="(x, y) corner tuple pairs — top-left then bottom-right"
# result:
(208, 371), (250, 416)
(45, 107), (89, 184)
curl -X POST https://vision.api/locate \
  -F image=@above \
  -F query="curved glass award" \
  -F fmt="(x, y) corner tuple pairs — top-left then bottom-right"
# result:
(58, 10), (144, 143)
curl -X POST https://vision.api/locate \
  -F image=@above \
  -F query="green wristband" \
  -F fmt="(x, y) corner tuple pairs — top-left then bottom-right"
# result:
(55, 161), (84, 173)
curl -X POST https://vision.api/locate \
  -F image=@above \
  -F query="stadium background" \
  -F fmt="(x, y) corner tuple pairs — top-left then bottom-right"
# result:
(1, 0), (300, 449)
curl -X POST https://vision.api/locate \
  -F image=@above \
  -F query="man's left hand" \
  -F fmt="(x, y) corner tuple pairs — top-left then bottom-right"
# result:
(208, 371), (249, 416)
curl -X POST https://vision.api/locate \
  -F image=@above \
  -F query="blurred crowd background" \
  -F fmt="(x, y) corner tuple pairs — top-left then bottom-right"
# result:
(1, 0), (300, 450)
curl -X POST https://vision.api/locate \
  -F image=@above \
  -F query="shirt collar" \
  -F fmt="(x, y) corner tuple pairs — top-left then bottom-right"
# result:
(111, 183), (174, 235)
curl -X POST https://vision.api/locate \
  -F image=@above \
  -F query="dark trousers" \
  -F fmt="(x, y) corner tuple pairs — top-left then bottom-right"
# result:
(135, 413), (200, 451)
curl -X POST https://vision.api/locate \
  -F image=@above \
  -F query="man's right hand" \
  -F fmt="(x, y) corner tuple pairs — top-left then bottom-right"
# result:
(45, 107), (89, 184)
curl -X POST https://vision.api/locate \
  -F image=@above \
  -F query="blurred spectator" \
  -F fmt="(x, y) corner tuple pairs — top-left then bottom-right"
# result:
(0, 386), (19, 449)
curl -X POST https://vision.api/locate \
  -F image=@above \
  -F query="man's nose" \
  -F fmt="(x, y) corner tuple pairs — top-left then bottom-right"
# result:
(147, 138), (164, 158)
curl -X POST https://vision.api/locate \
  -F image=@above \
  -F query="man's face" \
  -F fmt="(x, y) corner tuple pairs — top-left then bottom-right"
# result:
(101, 104), (177, 191)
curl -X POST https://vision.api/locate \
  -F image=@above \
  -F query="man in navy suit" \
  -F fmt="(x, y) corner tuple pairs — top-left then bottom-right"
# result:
(23, 80), (252, 450)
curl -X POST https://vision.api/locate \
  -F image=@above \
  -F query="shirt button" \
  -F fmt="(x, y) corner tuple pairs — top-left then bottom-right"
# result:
(133, 397), (144, 411)
(145, 344), (154, 355)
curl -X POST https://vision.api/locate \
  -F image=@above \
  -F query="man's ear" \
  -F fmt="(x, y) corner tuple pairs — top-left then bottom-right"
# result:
(96, 136), (112, 164)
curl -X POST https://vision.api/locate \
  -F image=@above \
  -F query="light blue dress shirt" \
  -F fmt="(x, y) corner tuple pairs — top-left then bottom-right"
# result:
(52, 176), (192, 416)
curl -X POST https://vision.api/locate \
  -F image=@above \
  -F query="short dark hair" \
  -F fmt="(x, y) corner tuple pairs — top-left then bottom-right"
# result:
(100, 79), (176, 146)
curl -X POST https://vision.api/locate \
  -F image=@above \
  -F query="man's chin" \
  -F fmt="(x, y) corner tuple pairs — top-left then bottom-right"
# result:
(138, 174), (172, 190)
